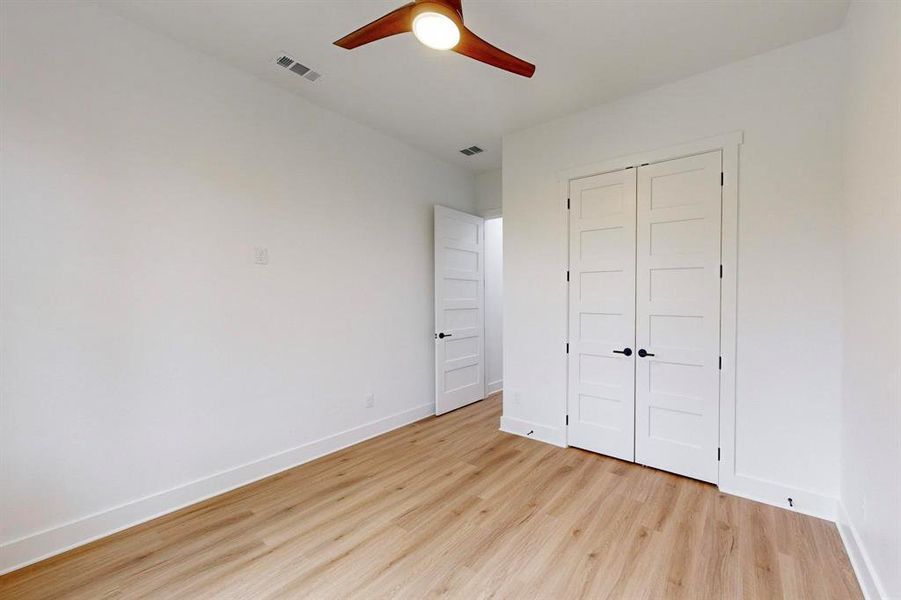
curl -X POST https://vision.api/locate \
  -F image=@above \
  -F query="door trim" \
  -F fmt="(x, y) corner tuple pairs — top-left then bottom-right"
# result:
(559, 131), (742, 489)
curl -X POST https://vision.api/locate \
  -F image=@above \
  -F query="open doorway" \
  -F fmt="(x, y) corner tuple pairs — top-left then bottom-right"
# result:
(433, 166), (503, 414)
(484, 217), (503, 397)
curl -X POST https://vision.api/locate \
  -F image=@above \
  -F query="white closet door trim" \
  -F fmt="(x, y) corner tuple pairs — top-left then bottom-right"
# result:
(559, 132), (743, 183)
(558, 132), (742, 492)
(717, 141), (740, 495)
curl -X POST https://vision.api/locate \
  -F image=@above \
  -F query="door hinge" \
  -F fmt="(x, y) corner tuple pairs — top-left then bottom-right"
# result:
(640, 162), (649, 167)
(721, 172), (724, 186)
(566, 342), (569, 354)
(566, 270), (570, 282)
(719, 356), (722, 370)
(718, 447), (721, 461)
(566, 415), (569, 425)
(567, 198), (570, 210)
(719, 264), (723, 278)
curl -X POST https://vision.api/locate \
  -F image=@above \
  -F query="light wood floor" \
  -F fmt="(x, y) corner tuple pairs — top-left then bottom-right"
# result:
(0, 394), (861, 599)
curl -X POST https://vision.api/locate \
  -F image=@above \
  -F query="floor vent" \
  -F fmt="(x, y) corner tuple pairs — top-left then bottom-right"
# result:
(460, 146), (484, 156)
(275, 54), (322, 83)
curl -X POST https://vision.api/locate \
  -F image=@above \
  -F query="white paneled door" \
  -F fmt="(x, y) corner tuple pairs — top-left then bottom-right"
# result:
(434, 206), (485, 415)
(567, 150), (723, 484)
(635, 151), (723, 483)
(567, 169), (637, 461)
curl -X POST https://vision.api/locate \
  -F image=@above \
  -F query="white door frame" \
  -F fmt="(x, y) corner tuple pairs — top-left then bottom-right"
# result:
(559, 131), (742, 489)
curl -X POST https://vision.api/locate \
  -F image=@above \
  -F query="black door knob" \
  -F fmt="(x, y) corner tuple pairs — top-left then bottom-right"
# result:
(637, 349), (655, 358)
(438, 332), (452, 339)
(612, 348), (633, 356)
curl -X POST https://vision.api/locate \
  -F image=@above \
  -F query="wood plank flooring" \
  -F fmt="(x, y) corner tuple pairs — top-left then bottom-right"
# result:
(0, 394), (862, 599)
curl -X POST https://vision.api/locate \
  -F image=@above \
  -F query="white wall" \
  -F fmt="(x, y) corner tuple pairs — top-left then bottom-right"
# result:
(0, 1), (474, 572)
(484, 218), (503, 394)
(837, 2), (901, 598)
(475, 169), (502, 216)
(502, 32), (845, 514)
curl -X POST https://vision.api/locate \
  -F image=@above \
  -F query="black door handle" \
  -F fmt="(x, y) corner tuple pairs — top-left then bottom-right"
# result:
(438, 332), (452, 339)
(638, 349), (655, 358)
(612, 348), (633, 356)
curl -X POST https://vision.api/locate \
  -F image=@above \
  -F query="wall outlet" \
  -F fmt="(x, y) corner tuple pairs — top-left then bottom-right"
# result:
(365, 393), (375, 408)
(253, 247), (269, 265)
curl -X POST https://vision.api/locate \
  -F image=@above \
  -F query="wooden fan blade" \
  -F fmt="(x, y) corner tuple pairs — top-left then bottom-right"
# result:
(453, 26), (535, 78)
(442, 0), (463, 17)
(334, 3), (415, 49)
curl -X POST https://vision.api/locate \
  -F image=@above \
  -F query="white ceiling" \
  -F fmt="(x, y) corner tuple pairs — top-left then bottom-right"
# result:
(101, 0), (849, 172)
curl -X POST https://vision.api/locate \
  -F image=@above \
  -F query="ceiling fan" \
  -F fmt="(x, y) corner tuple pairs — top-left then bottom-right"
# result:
(334, 0), (535, 78)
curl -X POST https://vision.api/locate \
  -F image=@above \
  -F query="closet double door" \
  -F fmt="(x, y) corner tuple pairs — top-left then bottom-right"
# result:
(567, 150), (723, 484)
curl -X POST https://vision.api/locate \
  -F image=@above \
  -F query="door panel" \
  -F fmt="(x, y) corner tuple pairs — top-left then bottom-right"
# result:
(435, 206), (485, 415)
(567, 169), (637, 461)
(635, 151), (722, 483)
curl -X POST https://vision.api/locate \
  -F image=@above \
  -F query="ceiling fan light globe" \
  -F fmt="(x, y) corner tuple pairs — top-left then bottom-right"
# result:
(412, 11), (460, 50)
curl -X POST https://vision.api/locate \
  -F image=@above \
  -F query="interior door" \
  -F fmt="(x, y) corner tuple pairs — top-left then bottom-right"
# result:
(434, 206), (485, 415)
(634, 151), (723, 483)
(567, 168), (637, 461)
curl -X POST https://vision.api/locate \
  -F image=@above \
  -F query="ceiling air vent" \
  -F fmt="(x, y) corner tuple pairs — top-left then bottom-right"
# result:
(460, 146), (484, 156)
(275, 54), (322, 83)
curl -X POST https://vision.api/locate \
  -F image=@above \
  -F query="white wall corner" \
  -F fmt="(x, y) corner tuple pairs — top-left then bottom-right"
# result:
(475, 169), (502, 217)
(836, 502), (890, 600)
(0, 402), (434, 576)
(486, 380), (503, 395)
(500, 415), (566, 447)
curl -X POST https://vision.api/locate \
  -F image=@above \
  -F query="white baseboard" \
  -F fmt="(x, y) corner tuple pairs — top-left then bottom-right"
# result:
(500, 415), (566, 447)
(486, 379), (503, 395)
(836, 502), (889, 600)
(718, 472), (838, 521)
(0, 402), (435, 576)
